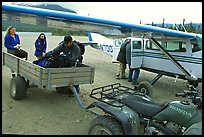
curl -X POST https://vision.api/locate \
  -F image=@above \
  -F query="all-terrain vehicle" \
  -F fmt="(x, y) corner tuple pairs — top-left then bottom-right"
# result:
(87, 82), (202, 135)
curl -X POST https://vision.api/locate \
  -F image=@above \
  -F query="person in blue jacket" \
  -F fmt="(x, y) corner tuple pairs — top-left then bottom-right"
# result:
(34, 33), (47, 59)
(4, 26), (28, 77)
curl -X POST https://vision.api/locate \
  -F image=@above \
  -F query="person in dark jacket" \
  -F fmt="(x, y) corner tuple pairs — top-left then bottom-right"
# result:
(45, 36), (81, 67)
(115, 39), (130, 79)
(34, 33), (47, 59)
(45, 35), (81, 92)
(126, 40), (140, 85)
(4, 26), (28, 77)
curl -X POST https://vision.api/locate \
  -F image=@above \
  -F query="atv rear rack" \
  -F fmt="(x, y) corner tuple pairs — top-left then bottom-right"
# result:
(90, 83), (136, 107)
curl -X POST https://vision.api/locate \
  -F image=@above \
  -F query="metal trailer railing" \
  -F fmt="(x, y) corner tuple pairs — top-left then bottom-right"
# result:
(3, 52), (100, 115)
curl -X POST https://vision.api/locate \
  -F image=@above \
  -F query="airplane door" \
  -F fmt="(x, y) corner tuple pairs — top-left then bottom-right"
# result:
(112, 39), (123, 63)
(131, 40), (143, 68)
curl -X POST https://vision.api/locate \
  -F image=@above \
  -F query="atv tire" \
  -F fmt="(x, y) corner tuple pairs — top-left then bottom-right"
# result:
(89, 115), (124, 135)
(183, 122), (202, 135)
(137, 81), (153, 97)
(10, 76), (27, 100)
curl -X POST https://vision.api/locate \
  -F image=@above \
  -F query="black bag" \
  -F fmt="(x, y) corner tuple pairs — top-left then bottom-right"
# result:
(33, 54), (72, 68)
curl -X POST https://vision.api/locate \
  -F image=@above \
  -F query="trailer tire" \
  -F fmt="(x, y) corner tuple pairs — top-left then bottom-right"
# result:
(89, 115), (124, 135)
(10, 76), (27, 100)
(137, 81), (153, 97)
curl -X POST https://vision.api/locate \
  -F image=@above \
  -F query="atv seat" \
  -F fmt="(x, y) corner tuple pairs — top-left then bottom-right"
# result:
(121, 95), (166, 117)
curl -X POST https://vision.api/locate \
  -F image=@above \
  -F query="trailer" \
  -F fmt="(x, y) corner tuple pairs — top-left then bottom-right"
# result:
(3, 52), (96, 111)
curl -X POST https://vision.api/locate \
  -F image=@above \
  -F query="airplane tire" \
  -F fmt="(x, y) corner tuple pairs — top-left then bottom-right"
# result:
(137, 81), (153, 97)
(188, 80), (199, 88)
(10, 76), (27, 100)
(89, 115), (124, 135)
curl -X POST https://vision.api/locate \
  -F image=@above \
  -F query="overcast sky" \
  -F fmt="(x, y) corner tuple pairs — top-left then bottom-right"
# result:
(3, 2), (202, 24)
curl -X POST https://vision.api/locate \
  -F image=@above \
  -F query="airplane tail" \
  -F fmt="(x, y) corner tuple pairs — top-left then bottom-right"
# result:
(87, 32), (114, 54)
(88, 32), (113, 44)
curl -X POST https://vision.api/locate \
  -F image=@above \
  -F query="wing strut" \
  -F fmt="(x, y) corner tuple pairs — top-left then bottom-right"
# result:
(148, 36), (197, 81)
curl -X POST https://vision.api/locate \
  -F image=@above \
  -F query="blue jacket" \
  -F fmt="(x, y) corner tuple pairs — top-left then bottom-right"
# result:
(4, 34), (20, 49)
(34, 38), (47, 57)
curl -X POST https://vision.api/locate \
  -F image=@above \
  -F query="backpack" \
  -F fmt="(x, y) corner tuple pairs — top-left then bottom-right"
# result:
(73, 40), (85, 55)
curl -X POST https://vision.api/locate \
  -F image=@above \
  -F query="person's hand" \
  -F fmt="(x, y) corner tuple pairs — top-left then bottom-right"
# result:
(14, 45), (18, 49)
(17, 44), (21, 49)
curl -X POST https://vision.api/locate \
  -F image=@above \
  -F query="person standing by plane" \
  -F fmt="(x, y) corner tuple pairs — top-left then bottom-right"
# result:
(34, 33), (47, 59)
(4, 26), (28, 78)
(115, 39), (130, 79)
(126, 39), (140, 86)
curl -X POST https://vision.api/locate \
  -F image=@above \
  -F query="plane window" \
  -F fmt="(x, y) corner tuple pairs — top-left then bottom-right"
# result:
(192, 43), (201, 53)
(132, 41), (142, 49)
(148, 41), (159, 50)
(191, 36), (202, 53)
(115, 40), (123, 47)
(166, 42), (186, 52)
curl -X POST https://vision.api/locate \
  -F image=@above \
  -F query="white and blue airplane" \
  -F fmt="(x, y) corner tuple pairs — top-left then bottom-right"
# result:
(2, 3), (202, 87)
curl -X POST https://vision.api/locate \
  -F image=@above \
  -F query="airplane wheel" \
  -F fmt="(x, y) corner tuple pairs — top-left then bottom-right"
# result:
(137, 81), (153, 97)
(188, 80), (199, 88)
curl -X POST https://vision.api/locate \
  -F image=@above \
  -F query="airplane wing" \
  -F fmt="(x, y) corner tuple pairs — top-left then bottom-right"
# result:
(2, 3), (197, 40)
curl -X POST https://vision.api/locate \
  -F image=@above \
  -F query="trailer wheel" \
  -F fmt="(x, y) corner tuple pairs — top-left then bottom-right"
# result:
(137, 81), (153, 97)
(10, 76), (27, 100)
(89, 115), (124, 135)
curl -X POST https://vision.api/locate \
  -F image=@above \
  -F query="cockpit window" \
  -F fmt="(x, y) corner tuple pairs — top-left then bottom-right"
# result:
(191, 35), (202, 53)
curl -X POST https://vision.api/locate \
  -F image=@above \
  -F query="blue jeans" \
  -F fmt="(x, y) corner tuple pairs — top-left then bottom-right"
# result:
(128, 62), (140, 85)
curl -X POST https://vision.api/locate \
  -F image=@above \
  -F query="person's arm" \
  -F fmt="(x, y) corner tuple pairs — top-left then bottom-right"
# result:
(16, 34), (20, 45)
(45, 41), (63, 57)
(4, 35), (15, 49)
(43, 40), (47, 53)
(69, 44), (81, 65)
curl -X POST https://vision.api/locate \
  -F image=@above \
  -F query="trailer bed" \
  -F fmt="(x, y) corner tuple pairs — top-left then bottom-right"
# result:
(3, 52), (95, 89)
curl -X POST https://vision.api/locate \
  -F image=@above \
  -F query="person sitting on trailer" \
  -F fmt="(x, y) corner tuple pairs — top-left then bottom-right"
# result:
(34, 33), (47, 60)
(4, 26), (28, 78)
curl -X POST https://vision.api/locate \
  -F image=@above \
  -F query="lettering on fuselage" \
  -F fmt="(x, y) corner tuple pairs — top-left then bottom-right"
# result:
(100, 44), (113, 53)
(169, 105), (192, 118)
